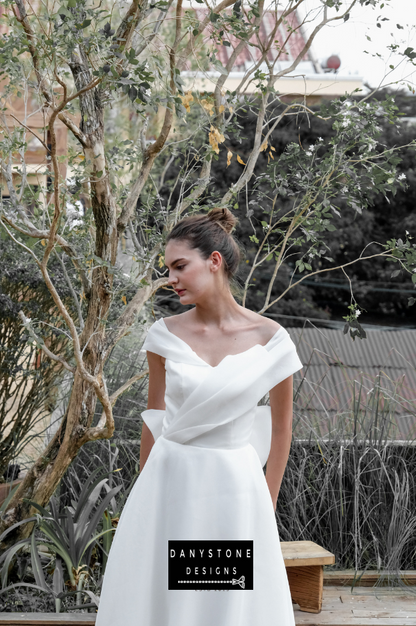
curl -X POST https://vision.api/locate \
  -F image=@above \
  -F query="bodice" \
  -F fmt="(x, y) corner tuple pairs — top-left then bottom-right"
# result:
(141, 318), (303, 466)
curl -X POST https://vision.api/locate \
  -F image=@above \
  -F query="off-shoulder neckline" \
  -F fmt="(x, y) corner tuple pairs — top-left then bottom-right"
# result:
(159, 318), (284, 368)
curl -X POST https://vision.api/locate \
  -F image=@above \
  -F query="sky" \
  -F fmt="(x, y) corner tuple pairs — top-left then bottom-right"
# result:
(299, 1), (416, 91)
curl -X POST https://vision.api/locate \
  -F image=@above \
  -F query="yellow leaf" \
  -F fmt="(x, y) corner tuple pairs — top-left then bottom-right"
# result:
(260, 141), (268, 152)
(180, 91), (194, 113)
(132, 256), (136, 262)
(269, 151), (274, 160)
(158, 255), (165, 268)
(227, 150), (232, 167)
(228, 105), (233, 113)
(121, 295), (127, 305)
(237, 155), (246, 165)
(219, 105), (225, 114)
(201, 98), (214, 116)
(270, 146), (276, 151)
(40, 239), (46, 246)
(209, 125), (225, 154)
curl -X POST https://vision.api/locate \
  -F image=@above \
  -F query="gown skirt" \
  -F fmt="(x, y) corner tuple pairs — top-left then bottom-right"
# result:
(95, 319), (303, 626)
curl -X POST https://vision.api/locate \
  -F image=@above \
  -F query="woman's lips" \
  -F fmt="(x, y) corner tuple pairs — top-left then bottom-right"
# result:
(176, 289), (186, 296)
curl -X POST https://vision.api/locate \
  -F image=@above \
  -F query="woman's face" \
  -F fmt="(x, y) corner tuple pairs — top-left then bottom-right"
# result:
(165, 239), (224, 305)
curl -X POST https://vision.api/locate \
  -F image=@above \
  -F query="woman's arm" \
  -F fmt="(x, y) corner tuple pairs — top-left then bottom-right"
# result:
(265, 375), (293, 510)
(139, 351), (166, 473)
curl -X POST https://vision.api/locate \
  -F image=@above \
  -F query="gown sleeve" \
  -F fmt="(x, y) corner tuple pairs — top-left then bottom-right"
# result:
(262, 327), (303, 390)
(249, 328), (303, 467)
(141, 320), (165, 356)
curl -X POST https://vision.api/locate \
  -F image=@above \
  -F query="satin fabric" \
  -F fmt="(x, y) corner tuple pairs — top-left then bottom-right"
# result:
(95, 318), (303, 626)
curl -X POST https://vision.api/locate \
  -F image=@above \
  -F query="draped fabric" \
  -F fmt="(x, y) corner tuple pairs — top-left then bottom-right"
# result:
(95, 318), (303, 626)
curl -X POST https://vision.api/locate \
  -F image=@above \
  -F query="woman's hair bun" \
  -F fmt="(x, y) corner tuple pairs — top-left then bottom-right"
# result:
(207, 207), (237, 235)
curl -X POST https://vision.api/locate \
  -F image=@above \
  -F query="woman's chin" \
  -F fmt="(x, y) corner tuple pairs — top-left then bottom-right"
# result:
(178, 293), (194, 305)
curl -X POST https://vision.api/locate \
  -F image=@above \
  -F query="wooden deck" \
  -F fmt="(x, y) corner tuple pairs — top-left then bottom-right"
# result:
(294, 586), (416, 626)
(0, 586), (414, 625)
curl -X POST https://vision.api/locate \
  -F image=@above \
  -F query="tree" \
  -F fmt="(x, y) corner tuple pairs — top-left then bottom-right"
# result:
(1, 0), (416, 548)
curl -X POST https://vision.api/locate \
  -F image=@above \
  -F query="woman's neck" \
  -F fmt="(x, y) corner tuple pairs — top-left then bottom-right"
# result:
(192, 288), (242, 329)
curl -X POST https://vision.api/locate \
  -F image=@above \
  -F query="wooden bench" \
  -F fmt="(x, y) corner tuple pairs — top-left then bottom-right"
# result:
(281, 540), (335, 614)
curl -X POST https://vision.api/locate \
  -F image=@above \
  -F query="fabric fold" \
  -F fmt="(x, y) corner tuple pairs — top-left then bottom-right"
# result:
(143, 405), (273, 468)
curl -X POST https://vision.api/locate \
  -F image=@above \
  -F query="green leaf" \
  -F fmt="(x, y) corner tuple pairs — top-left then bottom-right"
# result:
(212, 60), (228, 76)
(58, 7), (71, 17)
(209, 11), (220, 23)
(31, 532), (50, 592)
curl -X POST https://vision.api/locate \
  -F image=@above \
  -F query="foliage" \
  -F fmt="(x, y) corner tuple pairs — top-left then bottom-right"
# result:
(0, 238), (72, 479)
(156, 93), (416, 328)
(0, 468), (122, 611)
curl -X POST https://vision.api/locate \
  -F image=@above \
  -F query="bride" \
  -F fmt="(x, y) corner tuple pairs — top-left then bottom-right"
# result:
(96, 207), (303, 625)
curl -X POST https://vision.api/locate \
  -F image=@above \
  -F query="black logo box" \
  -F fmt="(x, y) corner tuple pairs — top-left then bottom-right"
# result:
(168, 540), (253, 590)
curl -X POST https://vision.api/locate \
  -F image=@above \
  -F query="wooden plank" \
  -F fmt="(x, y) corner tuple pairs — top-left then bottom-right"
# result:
(287, 565), (324, 613)
(0, 616), (96, 624)
(282, 541), (335, 567)
(324, 571), (416, 587)
(295, 617), (416, 625)
(353, 612), (416, 618)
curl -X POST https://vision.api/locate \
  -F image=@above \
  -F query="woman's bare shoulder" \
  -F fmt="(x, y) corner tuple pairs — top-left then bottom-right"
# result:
(243, 309), (282, 343)
(162, 311), (195, 332)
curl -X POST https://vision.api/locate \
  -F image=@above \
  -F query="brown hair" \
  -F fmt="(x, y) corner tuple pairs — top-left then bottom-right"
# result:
(166, 208), (240, 278)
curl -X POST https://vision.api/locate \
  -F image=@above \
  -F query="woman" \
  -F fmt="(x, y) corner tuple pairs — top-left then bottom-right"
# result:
(96, 207), (303, 626)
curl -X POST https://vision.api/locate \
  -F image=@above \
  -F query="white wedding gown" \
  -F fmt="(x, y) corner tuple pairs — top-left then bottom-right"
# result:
(95, 318), (303, 625)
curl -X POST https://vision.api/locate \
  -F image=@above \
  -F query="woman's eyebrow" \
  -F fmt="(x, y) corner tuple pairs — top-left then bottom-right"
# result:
(166, 258), (186, 268)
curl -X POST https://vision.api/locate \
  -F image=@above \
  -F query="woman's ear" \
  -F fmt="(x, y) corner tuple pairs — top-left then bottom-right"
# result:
(210, 251), (223, 272)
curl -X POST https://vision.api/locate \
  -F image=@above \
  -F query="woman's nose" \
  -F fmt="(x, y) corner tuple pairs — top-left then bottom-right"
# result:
(168, 272), (177, 286)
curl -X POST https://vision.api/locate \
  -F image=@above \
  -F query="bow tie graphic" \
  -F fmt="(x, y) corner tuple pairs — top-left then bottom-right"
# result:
(231, 575), (245, 589)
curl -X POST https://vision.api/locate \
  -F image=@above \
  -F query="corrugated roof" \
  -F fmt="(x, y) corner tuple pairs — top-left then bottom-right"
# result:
(285, 327), (416, 441)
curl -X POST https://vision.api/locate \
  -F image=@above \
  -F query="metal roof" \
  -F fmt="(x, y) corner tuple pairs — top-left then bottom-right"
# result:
(285, 327), (416, 441)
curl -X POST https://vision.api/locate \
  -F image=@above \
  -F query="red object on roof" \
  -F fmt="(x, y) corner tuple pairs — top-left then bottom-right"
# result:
(326, 55), (341, 71)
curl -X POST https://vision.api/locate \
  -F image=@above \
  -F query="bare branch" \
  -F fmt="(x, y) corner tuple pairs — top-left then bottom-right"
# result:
(172, 156), (212, 220)
(18, 311), (76, 375)
(53, 250), (85, 331)
(9, 114), (49, 152)
(258, 249), (396, 315)
(109, 369), (149, 407)
(104, 277), (169, 353)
